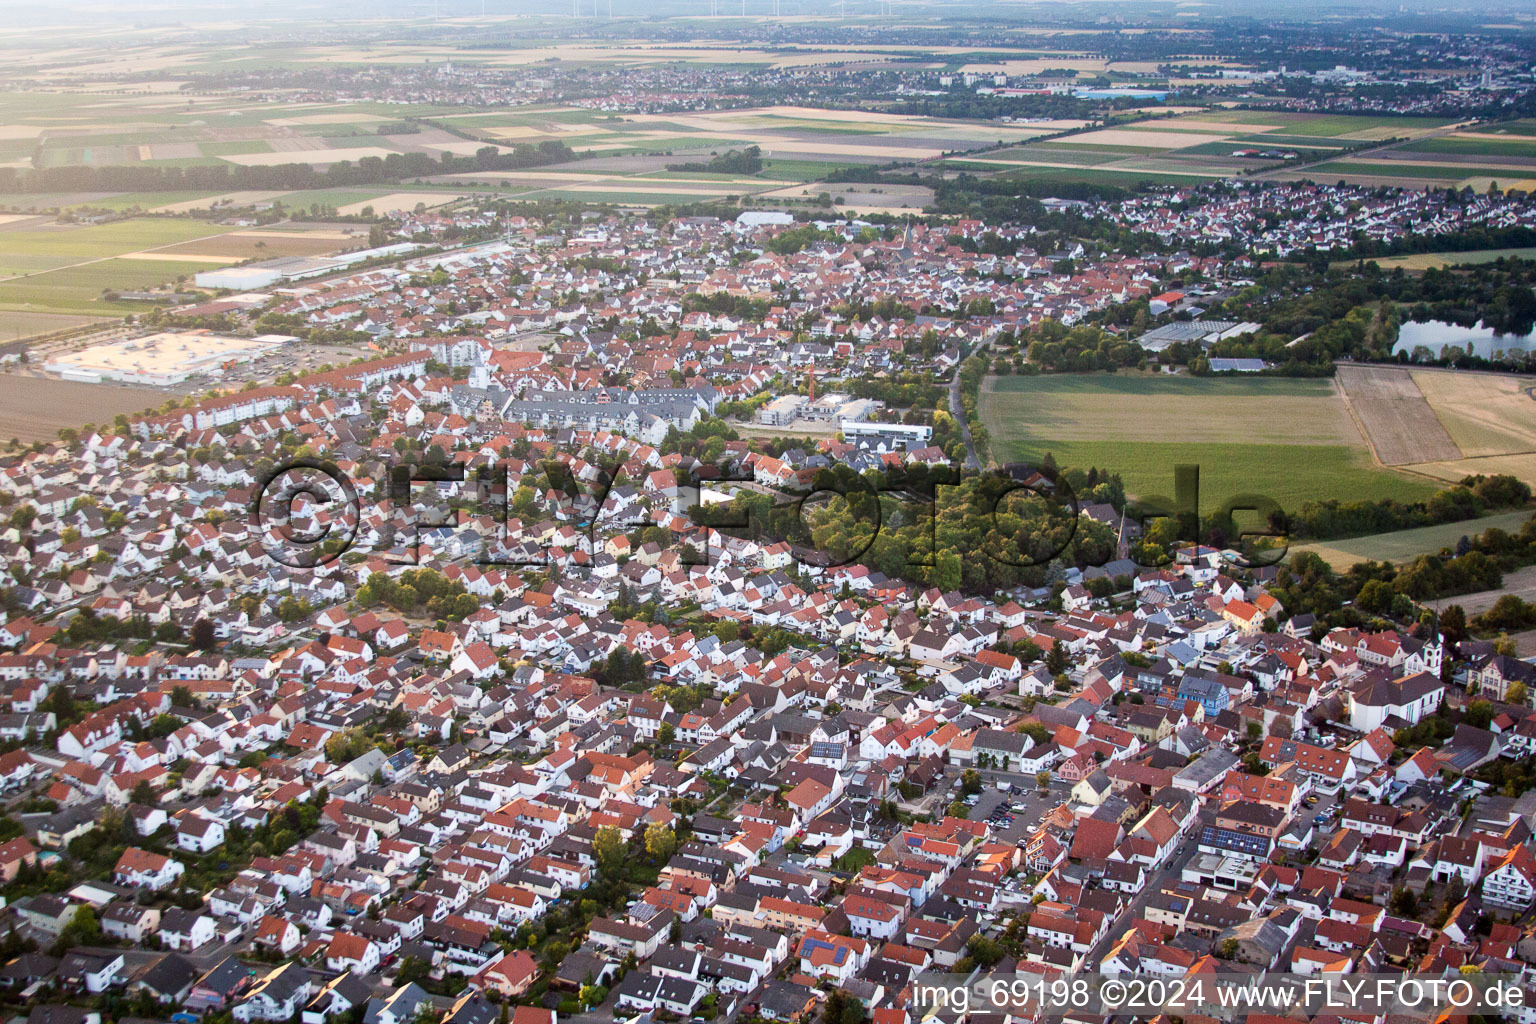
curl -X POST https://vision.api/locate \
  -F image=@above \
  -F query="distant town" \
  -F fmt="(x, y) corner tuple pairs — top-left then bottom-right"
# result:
(1, 6), (1536, 1024)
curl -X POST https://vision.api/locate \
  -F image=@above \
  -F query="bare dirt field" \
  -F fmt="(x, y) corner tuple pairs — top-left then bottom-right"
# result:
(0, 371), (165, 441)
(1335, 364), (1462, 466)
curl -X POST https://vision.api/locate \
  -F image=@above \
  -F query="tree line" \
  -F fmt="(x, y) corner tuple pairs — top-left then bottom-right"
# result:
(666, 145), (762, 175)
(1285, 474), (1531, 541)
(0, 140), (577, 194)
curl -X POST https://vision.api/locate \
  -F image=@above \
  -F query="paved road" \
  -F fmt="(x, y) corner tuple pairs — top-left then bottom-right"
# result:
(1080, 804), (1215, 968)
(949, 350), (983, 471)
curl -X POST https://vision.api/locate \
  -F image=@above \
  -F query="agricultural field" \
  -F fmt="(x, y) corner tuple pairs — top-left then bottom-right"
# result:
(1259, 117), (1536, 190)
(1411, 370), (1536, 459)
(753, 182), (934, 214)
(1334, 364), (1462, 467)
(434, 167), (796, 205)
(0, 216), (366, 315)
(1293, 509), (1536, 570)
(1356, 247), (1536, 271)
(0, 258), (226, 315)
(0, 310), (107, 343)
(950, 109), (1457, 185)
(0, 86), (1068, 191)
(1407, 453), (1536, 488)
(1398, 134), (1536, 159)
(462, 105), (1082, 166)
(0, 371), (168, 442)
(1333, 367), (1536, 489)
(978, 373), (1438, 510)
(0, 218), (238, 277)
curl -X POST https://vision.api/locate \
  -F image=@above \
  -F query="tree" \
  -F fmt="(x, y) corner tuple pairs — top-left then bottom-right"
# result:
(1045, 642), (1067, 676)
(1439, 604), (1467, 645)
(52, 905), (99, 955)
(961, 769), (982, 796)
(1509, 681), (1529, 707)
(823, 990), (867, 1024)
(644, 822), (677, 863)
(130, 780), (156, 806)
(966, 935), (1006, 968)
(189, 618), (217, 652)
(593, 825), (626, 877)
(1466, 700), (1493, 729)
(1017, 721), (1050, 745)
(656, 723), (675, 747)
(395, 956), (432, 986)
(1217, 938), (1240, 961)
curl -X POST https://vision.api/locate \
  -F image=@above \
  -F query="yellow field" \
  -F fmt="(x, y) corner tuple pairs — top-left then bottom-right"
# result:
(1146, 119), (1284, 134)
(223, 147), (398, 167)
(1361, 247), (1536, 271)
(151, 191), (290, 214)
(1410, 371), (1536, 458)
(336, 192), (459, 216)
(263, 113), (391, 126)
(1387, 370), (1536, 487)
(1403, 453), (1536, 486)
(1459, 177), (1536, 194)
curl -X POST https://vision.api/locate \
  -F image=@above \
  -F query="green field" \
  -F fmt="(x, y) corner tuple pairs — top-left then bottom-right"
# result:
(0, 258), (227, 315)
(1009, 148), (1125, 166)
(1401, 136), (1536, 158)
(980, 373), (1439, 511)
(65, 191), (225, 213)
(1311, 161), (1472, 180)
(1040, 140), (1170, 157)
(1232, 133), (1354, 149)
(1276, 114), (1449, 137)
(1485, 120), (1536, 137)
(0, 218), (236, 276)
(999, 167), (1225, 186)
(1293, 509), (1536, 570)
(202, 140), (274, 156)
(996, 438), (1436, 512)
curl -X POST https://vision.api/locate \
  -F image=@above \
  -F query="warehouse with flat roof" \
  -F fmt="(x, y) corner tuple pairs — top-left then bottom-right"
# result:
(45, 332), (295, 386)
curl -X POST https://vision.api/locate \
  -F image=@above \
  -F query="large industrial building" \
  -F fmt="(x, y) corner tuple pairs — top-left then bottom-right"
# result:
(193, 243), (422, 291)
(45, 332), (296, 386)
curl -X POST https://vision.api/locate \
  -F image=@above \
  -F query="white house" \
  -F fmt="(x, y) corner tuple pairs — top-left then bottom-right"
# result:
(177, 814), (227, 854)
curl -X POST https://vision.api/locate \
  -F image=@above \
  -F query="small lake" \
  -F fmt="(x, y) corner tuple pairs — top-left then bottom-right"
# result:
(1394, 319), (1536, 359)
